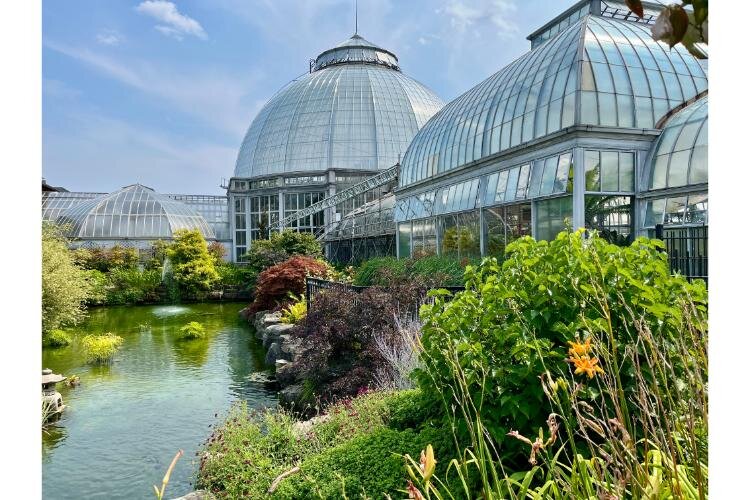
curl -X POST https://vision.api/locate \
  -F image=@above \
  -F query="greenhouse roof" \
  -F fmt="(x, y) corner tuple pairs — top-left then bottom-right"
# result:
(399, 14), (707, 188)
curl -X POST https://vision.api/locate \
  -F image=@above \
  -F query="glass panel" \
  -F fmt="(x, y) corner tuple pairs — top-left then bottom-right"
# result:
(505, 167), (520, 202)
(484, 173), (499, 206)
(540, 157), (558, 195)
(600, 151), (619, 191)
(535, 196), (572, 241)
(665, 196), (687, 225)
(516, 164), (531, 199)
(668, 149), (691, 187)
(685, 193), (708, 224)
(484, 203), (532, 257)
(689, 145), (708, 184)
(644, 198), (666, 227)
(585, 195), (632, 245)
(618, 152), (634, 192)
(585, 150), (600, 191)
(495, 170), (509, 204)
(555, 153), (572, 193)
(398, 222), (412, 258)
(528, 160), (544, 198)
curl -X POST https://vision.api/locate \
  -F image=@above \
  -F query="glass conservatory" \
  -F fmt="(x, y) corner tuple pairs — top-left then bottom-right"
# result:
(394, 0), (708, 280)
(55, 184), (217, 250)
(227, 32), (444, 261)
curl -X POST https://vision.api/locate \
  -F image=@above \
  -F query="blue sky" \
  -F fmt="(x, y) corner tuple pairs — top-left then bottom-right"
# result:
(43, 0), (571, 195)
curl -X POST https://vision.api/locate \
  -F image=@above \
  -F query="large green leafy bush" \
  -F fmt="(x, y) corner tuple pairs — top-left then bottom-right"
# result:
(416, 230), (707, 456)
(42, 223), (94, 333)
(166, 229), (220, 296)
(242, 231), (323, 273)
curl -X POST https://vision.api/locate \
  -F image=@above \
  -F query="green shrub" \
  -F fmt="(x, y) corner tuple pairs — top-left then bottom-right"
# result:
(274, 428), (420, 498)
(177, 321), (206, 340)
(72, 245), (139, 272)
(280, 297), (307, 324)
(416, 230), (707, 459)
(86, 269), (110, 305)
(353, 255), (474, 287)
(352, 257), (406, 286)
(43, 329), (72, 348)
(242, 231), (323, 274)
(81, 333), (123, 364)
(42, 223), (94, 333)
(167, 229), (220, 296)
(106, 267), (161, 305)
(216, 262), (257, 290)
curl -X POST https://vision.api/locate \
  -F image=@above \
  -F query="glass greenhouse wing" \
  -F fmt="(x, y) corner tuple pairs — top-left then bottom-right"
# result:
(56, 184), (216, 240)
(399, 14), (707, 188)
(645, 95), (707, 191)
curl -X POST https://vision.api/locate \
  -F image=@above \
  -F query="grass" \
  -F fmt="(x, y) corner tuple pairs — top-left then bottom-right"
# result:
(176, 321), (207, 340)
(81, 332), (123, 364)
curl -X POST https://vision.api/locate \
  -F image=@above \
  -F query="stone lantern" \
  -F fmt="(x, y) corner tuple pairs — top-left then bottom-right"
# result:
(42, 368), (66, 415)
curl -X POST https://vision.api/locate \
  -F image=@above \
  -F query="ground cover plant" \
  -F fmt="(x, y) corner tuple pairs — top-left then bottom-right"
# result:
(81, 332), (124, 364)
(196, 390), (455, 499)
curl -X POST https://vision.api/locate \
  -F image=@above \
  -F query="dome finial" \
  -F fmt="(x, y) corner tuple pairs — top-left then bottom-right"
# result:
(354, 0), (358, 35)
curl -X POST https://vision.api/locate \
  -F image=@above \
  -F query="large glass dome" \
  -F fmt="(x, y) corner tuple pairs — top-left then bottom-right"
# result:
(399, 14), (708, 187)
(233, 34), (444, 179)
(57, 184), (216, 240)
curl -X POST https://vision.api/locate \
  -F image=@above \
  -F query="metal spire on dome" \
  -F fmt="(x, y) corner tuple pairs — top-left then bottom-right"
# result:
(355, 0), (358, 35)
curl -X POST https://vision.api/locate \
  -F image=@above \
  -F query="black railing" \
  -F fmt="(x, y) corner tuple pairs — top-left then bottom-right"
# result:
(655, 224), (708, 285)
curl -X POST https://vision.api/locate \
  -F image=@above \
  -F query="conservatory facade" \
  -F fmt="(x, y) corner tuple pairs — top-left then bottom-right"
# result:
(393, 0), (708, 279)
(226, 33), (444, 261)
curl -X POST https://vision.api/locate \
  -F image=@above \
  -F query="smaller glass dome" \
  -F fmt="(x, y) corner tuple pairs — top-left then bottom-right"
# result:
(57, 184), (216, 240)
(646, 95), (707, 191)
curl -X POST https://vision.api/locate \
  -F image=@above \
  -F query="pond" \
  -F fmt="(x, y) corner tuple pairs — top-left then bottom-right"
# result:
(42, 303), (277, 500)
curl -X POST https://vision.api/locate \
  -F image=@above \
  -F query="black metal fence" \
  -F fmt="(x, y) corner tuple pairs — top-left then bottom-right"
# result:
(305, 277), (464, 312)
(655, 224), (708, 285)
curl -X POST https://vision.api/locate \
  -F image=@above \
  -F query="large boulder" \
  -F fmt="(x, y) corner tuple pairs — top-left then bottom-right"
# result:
(279, 382), (307, 411)
(275, 359), (297, 385)
(279, 334), (303, 362)
(263, 323), (294, 348)
(170, 491), (215, 500)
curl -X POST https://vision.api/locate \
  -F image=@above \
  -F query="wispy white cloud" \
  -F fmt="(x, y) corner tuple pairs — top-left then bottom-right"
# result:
(96, 29), (124, 46)
(44, 111), (237, 193)
(44, 40), (264, 137)
(135, 1), (207, 40)
(439, 0), (519, 37)
(43, 79), (82, 100)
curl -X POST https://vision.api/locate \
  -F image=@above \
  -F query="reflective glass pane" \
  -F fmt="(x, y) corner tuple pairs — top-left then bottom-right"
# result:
(505, 167), (520, 202)
(667, 149), (691, 187)
(585, 151), (600, 191)
(689, 145), (708, 184)
(517, 164), (531, 199)
(618, 152), (634, 191)
(600, 151), (619, 191)
(540, 157), (558, 195)
(644, 198), (666, 227)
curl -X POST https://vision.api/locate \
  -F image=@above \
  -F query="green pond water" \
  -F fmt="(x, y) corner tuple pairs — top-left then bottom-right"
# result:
(42, 303), (277, 500)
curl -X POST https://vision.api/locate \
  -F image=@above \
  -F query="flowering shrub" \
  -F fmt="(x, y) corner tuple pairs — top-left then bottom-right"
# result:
(247, 256), (329, 315)
(416, 230), (707, 457)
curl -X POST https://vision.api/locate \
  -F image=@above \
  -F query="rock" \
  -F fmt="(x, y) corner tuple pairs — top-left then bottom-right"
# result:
(292, 414), (331, 437)
(255, 311), (281, 330)
(275, 360), (297, 385)
(170, 490), (215, 500)
(279, 382), (306, 410)
(265, 342), (281, 365)
(263, 323), (294, 348)
(279, 334), (303, 361)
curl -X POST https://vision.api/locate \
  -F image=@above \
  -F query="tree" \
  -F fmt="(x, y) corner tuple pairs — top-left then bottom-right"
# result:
(166, 229), (220, 296)
(42, 223), (93, 333)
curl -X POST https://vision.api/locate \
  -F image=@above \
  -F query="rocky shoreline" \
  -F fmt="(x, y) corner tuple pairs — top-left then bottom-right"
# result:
(240, 307), (308, 410)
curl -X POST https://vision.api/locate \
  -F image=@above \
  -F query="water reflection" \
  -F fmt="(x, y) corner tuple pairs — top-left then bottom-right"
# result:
(41, 303), (277, 500)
